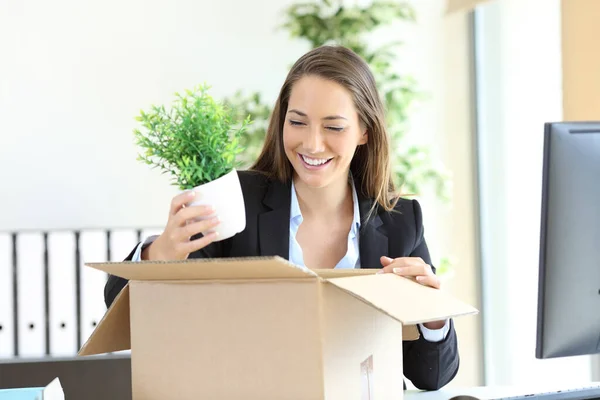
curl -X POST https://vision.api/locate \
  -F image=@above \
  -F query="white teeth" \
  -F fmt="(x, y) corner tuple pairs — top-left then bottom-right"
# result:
(301, 155), (330, 166)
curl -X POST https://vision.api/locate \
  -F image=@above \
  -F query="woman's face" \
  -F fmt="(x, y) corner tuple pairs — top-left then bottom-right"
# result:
(283, 75), (367, 189)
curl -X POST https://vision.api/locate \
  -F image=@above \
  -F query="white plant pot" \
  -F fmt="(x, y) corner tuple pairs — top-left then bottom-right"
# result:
(186, 169), (246, 241)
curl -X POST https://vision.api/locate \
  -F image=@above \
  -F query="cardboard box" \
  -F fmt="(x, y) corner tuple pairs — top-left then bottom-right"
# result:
(79, 257), (477, 400)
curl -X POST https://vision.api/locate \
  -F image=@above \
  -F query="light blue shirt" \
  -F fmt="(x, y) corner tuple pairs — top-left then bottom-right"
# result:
(289, 177), (361, 270)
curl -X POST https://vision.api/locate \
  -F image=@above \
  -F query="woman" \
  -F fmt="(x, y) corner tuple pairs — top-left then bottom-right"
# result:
(105, 45), (459, 390)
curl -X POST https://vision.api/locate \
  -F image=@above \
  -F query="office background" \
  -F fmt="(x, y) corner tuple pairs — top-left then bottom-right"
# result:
(0, 0), (598, 390)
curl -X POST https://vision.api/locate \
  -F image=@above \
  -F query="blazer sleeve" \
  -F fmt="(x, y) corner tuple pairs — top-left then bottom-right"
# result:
(401, 199), (460, 390)
(103, 234), (227, 308)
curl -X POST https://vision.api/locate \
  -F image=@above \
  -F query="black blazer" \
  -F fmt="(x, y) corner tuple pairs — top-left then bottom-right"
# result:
(105, 170), (459, 390)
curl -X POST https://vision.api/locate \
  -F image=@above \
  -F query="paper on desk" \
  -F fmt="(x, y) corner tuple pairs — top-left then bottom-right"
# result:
(0, 377), (64, 400)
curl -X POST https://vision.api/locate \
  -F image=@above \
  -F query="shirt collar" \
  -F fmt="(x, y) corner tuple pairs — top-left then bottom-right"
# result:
(290, 179), (303, 226)
(290, 175), (361, 235)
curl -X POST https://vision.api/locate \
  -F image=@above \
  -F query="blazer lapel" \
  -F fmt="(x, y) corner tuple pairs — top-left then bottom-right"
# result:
(357, 189), (389, 270)
(258, 178), (291, 258)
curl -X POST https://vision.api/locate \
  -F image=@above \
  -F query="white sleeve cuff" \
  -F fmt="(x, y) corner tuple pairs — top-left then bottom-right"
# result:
(418, 319), (450, 343)
(131, 235), (159, 262)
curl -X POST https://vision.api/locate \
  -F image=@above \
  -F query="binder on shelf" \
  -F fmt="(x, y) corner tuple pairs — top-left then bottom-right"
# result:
(108, 229), (139, 262)
(47, 231), (78, 357)
(0, 233), (15, 358)
(16, 232), (46, 357)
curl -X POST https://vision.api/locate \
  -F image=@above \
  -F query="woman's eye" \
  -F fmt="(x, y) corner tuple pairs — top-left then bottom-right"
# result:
(289, 120), (304, 126)
(326, 126), (344, 132)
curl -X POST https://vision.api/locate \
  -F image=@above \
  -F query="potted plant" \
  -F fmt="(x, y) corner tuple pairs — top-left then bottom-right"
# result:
(133, 84), (251, 241)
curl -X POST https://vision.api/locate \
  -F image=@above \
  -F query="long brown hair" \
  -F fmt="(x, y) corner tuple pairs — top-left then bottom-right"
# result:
(250, 45), (399, 212)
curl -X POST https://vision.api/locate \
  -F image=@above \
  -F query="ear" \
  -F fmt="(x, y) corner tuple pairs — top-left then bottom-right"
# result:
(358, 129), (368, 145)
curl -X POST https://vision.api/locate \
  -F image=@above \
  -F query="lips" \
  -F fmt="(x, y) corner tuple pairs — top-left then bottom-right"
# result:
(298, 153), (333, 169)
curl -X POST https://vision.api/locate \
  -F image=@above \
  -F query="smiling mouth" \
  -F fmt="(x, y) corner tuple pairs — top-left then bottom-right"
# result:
(299, 153), (333, 168)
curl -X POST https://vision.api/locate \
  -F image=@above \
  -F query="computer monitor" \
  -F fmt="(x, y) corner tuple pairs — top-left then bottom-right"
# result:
(536, 121), (600, 359)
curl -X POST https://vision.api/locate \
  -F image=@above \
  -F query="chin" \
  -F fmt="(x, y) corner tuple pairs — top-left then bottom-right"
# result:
(292, 165), (338, 189)
(296, 174), (331, 189)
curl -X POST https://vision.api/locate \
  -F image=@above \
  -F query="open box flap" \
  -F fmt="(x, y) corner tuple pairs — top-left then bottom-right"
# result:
(327, 273), (478, 325)
(311, 268), (378, 279)
(78, 284), (131, 356)
(85, 256), (316, 281)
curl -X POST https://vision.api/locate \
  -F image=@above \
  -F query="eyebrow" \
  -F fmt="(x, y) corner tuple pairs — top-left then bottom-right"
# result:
(288, 109), (347, 121)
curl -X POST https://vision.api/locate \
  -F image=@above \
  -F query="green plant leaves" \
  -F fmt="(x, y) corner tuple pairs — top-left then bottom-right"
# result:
(133, 84), (251, 190)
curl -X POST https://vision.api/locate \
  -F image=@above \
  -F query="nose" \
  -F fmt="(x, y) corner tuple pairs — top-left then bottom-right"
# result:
(304, 126), (325, 154)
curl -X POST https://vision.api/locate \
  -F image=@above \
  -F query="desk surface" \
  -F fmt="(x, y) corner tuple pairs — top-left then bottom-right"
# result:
(0, 354), (132, 400)
(1, 356), (598, 400)
(406, 381), (600, 400)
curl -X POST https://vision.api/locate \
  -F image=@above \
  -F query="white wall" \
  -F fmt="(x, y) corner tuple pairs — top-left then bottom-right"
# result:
(475, 0), (593, 386)
(392, 3), (483, 387)
(0, 0), (308, 232)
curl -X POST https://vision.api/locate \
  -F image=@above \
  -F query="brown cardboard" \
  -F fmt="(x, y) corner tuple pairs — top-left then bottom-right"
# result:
(89, 257), (314, 281)
(80, 284), (131, 355)
(328, 273), (477, 325)
(79, 257), (477, 399)
(129, 279), (324, 399)
(320, 282), (405, 398)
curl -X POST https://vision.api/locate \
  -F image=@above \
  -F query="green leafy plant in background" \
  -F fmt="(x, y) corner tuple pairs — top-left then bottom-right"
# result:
(134, 84), (251, 190)
(224, 91), (272, 168)
(224, 0), (455, 275)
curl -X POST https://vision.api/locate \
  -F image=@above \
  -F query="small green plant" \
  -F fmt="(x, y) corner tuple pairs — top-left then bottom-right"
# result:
(133, 84), (251, 190)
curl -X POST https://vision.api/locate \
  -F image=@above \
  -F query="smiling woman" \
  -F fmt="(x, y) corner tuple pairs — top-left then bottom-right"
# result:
(252, 46), (396, 217)
(283, 76), (367, 191)
(105, 45), (460, 391)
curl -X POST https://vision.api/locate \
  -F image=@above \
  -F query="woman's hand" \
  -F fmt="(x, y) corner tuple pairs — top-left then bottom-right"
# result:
(378, 256), (440, 289)
(379, 256), (447, 330)
(142, 191), (221, 261)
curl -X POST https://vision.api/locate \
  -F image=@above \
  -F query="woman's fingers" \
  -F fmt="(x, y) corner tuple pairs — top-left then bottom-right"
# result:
(413, 274), (441, 289)
(170, 190), (197, 216)
(146, 190), (221, 261)
(379, 256), (428, 273)
(391, 264), (433, 277)
(179, 231), (220, 255)
(174, 204), (216, 227)
(177, 217), (220, 241)
(378, 256), (439, 289)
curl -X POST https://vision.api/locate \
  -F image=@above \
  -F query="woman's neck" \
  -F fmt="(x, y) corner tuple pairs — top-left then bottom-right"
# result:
(293, 173), (353, 219)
